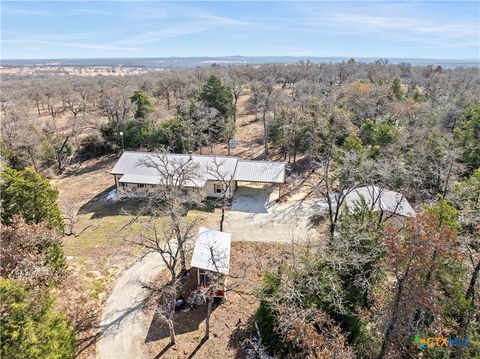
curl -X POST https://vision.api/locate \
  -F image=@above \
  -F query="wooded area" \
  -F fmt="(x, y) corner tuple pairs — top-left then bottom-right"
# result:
(1, 60), (479, 358)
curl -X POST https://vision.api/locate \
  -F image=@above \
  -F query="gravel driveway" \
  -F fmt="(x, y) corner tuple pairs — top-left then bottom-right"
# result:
(97, 252), (165, 359)
(224, 183), (324, 242)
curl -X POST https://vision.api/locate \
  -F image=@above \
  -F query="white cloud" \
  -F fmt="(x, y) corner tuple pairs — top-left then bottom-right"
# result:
(71, 8), (119, 16)
(2, 6), (54, 17)
(112, 24), (210, 46)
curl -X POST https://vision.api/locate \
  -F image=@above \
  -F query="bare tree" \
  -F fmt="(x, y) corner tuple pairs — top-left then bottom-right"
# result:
(132, 216), (198, 345)
(312, 149), (370, 236)
(139, 152), (203, 275)
(206, 157), (236, 231)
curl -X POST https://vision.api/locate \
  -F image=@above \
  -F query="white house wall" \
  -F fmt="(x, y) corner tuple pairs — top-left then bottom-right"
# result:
(203, 180), (236, 198)
(115, 177), (236, 199)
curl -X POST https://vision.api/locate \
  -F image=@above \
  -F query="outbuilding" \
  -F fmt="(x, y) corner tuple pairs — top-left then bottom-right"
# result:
(190, 227), (232, 298)
(340, 185), (415, 218)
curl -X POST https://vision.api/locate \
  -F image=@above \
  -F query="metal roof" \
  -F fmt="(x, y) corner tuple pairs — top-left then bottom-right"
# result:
(118, 174), (160, 185)
(111, 151), (238, 188)
(111, 151), (286, 186)
(342, 185), (415, 217)
(190, 227), (231, 275)
(233, 160), (286, 183)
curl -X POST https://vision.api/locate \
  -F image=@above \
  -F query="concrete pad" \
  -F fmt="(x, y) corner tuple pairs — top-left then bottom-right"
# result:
(225, 184), (326, 243)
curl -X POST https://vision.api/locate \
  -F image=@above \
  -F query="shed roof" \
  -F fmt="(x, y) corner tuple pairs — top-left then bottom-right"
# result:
(190, 227), (231, 275)
(233, 160), (286, 184)
(342, 185), (415, 217)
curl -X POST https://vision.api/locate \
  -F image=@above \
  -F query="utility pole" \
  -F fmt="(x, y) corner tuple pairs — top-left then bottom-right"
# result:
(119, 131), (124, 153)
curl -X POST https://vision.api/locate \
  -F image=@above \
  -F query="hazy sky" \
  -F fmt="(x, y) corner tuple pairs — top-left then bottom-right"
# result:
(2, 1), (479, 59)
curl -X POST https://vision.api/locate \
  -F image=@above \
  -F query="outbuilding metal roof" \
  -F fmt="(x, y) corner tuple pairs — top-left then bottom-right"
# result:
(233, 160), (286, 184)
(190, 227), (231, 275)
(341, 185), (415, 217)
(111, 151), (286, 186)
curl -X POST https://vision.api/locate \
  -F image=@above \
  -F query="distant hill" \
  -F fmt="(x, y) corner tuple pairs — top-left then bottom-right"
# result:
(1, 56), (478, 68)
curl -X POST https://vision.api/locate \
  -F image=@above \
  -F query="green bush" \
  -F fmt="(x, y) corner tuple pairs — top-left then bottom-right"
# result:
(149, 118), (188, 153)
(79, 134), (111, 156)
(0, 167), (63, 231)
(0, 278), (76, 359)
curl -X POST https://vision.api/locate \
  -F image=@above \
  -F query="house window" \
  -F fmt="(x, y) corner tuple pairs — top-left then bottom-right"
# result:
(137, 183), (146, 188)
(198, 269), (211, 286)
(214, 183), (223, 194)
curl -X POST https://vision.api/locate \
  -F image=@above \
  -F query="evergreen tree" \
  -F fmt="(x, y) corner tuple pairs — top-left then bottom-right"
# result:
(0, 167), (63, 231)
(199, 75), (236, 140)
(0, 278), (76, 359)
(454, 103), (480, 170)
(130, 90), (154, 120)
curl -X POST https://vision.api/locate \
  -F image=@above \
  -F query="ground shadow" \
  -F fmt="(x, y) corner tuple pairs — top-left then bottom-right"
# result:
(231, 186), (274, 214)
(228, 315), (256, 359)
(145, 270), (220, 344)
(79, 187), (222, 219)
(78, 186), (147, 219)
(63, 154), (119, 178)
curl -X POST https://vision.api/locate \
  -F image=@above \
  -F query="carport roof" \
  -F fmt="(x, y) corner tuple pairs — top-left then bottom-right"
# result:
(190, 227), (231, 275)
(233, 160), (286, 184)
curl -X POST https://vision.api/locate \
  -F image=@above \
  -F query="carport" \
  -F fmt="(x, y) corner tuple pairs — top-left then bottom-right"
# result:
(233, 160), (286, 197)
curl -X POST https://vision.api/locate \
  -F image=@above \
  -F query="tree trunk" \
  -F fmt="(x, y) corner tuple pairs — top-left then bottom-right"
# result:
(56, 136), (69, 174)
(378, 254), (413, 359)
(459, 259), (480, 337)
(205, 296), (213, 339)
(168, 320), (176, 345)
(172, 214), (187, 275)
(262, 108), (269, 157)
(220, 207), (225, 232)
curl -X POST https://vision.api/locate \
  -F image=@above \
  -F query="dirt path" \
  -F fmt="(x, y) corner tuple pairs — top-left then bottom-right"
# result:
(97, 252), (166, 359)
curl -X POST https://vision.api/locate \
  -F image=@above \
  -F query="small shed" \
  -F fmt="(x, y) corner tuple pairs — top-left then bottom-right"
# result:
(190, 227), (232, 297)
(341, 185), (415, 217)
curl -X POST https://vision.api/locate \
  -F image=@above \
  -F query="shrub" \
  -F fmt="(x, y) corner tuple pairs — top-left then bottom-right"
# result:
(79, 134), (111, 156)
(0, 278), (76, 359)
(0, 167), (63, 231)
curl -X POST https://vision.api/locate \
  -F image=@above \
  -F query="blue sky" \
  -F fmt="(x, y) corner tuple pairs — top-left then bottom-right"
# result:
(1, 1), (479, 59)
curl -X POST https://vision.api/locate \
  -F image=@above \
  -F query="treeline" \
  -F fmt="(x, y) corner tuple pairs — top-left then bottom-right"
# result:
(1, 62), (478, 177)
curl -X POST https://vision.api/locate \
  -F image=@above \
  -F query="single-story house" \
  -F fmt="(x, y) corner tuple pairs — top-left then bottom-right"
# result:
(190, 227), (232, 298)
(340, 185), (415, 217)
(110, 151), (286, 198)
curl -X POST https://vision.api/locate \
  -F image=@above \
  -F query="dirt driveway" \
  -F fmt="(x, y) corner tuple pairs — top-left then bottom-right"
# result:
(224, 183), (325, 243)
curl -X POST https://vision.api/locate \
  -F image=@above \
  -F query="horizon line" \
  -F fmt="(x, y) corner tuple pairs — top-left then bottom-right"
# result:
(1, 55), (479, 62)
